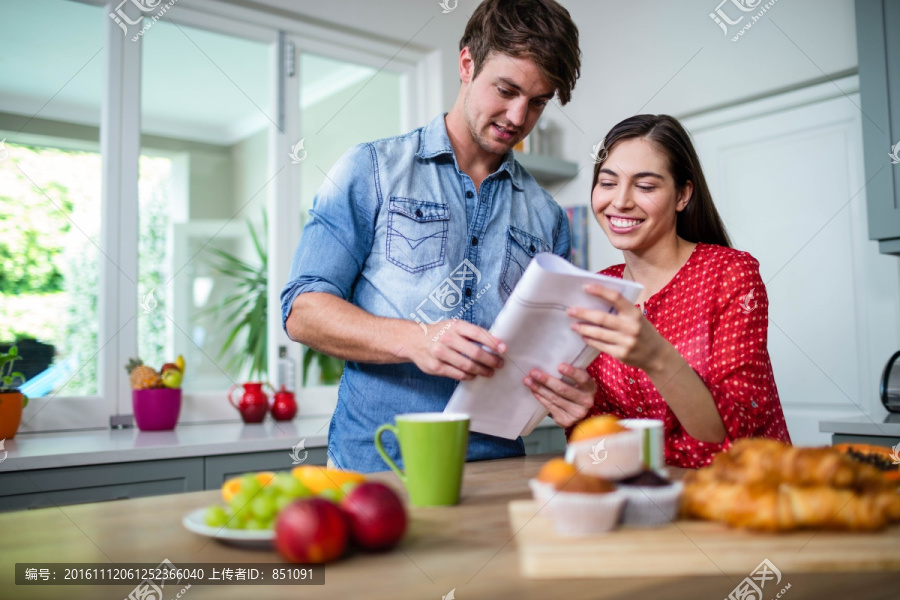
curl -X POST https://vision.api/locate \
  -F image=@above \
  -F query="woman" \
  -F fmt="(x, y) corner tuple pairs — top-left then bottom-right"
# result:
(523, 114), (791, 468)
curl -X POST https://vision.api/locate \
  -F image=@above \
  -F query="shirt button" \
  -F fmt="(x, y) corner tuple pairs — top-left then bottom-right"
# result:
(415, 209), (423, 218)
(642, 309), (647, 316)
(471, 236), (478, 246)
(628, 378), (635, 384)
(465, 288), (472, 297)
(636, 407), (643, 413)
(751, 401), (758, 408)
(466, 191), (474, 199)
(529, 244), (535, 253)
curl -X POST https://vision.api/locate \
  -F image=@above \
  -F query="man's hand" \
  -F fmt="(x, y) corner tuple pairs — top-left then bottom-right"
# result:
(406, 319), (506, 381)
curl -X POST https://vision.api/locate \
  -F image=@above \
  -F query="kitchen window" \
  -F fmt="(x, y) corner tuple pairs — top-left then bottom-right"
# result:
(1, 0), (433, 432)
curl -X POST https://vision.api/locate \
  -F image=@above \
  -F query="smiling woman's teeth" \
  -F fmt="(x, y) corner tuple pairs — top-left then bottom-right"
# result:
(609, 217), (643, 228)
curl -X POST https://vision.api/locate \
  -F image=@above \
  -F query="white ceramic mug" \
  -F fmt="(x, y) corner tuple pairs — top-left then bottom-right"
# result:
(620, 418), (664, 472)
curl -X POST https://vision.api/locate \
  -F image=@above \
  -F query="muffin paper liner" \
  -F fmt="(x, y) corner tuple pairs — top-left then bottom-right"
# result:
(618, 481), (684, 527)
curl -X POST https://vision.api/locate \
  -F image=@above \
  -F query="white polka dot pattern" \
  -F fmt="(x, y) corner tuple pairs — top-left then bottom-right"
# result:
(567, 243), (792, 469)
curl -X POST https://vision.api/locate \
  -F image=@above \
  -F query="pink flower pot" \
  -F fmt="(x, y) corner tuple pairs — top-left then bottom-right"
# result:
(132, 388), (181, 431)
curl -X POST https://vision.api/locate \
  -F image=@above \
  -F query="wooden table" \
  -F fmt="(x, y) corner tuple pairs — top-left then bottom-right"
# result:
(1, 454), (897, 600)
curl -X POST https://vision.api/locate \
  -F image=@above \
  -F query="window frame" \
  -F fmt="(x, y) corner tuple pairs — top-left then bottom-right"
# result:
(19, 0), (438, 433)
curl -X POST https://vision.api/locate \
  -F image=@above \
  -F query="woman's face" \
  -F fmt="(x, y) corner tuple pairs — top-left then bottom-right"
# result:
(591, 137), (691, 253)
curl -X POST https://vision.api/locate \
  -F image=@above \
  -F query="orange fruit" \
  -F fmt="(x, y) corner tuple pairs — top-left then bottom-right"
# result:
(536, 458), (577, 487)
(221, 471), (275, 503)
(569, 415), (625, 442)
(291, 465), (366, 495)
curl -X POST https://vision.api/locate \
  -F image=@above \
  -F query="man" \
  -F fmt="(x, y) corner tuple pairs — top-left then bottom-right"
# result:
(281, 0), (581, 472)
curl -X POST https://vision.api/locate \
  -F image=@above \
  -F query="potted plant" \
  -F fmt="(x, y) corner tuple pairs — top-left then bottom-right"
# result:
(204, 214), (344, 387)
(0, 338), (55, 381)
(0, 345), (28, 439)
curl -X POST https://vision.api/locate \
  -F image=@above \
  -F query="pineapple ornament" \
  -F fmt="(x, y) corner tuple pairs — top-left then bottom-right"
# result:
(125, 358), (162, 389)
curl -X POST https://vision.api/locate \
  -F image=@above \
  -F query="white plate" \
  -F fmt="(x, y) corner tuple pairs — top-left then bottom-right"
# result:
(182, 508), (274, 548)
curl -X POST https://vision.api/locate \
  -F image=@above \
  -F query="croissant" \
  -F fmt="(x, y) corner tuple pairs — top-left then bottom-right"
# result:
(682, 438), (900, 531)
(706, 438), (886, 490)
(682, 478), (900, 531)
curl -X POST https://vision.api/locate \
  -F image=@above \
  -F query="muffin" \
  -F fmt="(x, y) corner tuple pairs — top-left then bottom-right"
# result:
(545, 474), (625, 536)
(616, 470), (683, 527)
(530, 459), (625, 536)
(529, 458), (577, 505)
(565, 416), (643, 479)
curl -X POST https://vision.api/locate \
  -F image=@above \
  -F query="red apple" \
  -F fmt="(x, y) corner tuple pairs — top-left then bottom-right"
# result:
(161, 362), (180, 373)
(274, 498), (348, 563)
(339, 482), (407, 551)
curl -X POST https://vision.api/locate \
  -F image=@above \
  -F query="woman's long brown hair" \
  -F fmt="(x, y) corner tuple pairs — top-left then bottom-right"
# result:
(592, 114), (732, 248)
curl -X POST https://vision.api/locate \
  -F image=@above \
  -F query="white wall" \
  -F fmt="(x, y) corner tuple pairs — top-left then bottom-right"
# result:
(558, 0), (859, 270)
(234, 0), (900, 424)
(243, 0), (860, 265)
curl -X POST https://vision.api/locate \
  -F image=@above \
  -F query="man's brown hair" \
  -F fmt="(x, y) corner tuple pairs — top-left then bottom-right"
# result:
(459, 0), (581, 105)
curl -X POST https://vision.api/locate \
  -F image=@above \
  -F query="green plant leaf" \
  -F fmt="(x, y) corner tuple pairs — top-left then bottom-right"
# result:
(201, 211), (270, 381)
(302, 347), (315, 385)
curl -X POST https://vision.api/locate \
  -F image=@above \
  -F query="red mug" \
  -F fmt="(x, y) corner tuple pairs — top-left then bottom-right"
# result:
(228, 382), (272, 423)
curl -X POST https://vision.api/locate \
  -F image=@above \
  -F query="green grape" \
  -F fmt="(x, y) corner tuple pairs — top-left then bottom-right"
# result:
(245, 519), (266, 530)
(229, 491), (252, 516)
(240, 474), (263, 497)
(251, 495), (277, 521)
(341, 481), (361, 495)
(223, 508), (246, 529)
(278, 475), (311, 498)
(275, 495), (294, 512)
(318, 488), (342, 503)
(204, 505), (228, 528)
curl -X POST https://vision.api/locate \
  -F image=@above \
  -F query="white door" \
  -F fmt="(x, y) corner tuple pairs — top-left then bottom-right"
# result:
(683, 77), (900, 446)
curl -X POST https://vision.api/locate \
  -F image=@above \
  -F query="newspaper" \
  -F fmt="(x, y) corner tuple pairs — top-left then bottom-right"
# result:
(444, 253), (643, 440)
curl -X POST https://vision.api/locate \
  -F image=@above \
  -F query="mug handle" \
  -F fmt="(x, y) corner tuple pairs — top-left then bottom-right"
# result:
(374, 424), (406, 484)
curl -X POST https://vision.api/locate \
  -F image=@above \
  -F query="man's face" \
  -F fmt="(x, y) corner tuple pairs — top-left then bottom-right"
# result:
(460, 49), (555, 156)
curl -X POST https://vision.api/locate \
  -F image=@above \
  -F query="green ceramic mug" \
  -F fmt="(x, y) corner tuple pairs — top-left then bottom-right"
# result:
(374, 412), (470, 507)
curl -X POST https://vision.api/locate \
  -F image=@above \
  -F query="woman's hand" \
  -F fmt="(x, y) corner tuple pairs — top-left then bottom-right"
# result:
(523, 363), (596, 428)
(568, 285), (668, 373)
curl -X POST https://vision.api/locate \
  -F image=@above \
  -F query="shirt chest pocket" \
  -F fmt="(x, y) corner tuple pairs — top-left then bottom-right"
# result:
(500, 225), (550, 300)
(386, 197), (449, 273)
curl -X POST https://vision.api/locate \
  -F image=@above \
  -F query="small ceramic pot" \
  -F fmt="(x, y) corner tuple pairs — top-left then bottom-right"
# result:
(0, 391), (25, 439)
(132, 388), (181, 431)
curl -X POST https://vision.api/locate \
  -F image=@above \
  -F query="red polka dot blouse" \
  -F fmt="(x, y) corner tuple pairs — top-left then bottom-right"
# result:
(570, 243), (791, 468)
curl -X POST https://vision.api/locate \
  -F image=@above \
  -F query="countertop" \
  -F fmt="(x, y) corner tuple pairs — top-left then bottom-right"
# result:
(1, 454), (896, 600)
(0, 416), (562, 473)
(818, 413), (900, 438)
(0, 419), (332, 472)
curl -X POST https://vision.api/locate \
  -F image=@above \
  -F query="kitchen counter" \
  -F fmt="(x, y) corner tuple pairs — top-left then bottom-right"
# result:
(818, 413), (900, 445)
(0, 418), (332, 473)
(0, 417), (566, 511)
(1, 453), (896, 600)
(0, 416), (563, 473)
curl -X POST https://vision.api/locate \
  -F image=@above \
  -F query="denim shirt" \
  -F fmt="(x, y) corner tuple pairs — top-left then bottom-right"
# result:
(281, 114), (571, 473)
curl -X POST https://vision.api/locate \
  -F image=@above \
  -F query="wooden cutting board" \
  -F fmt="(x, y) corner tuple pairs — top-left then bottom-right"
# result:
(508, 500), (900, 578)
